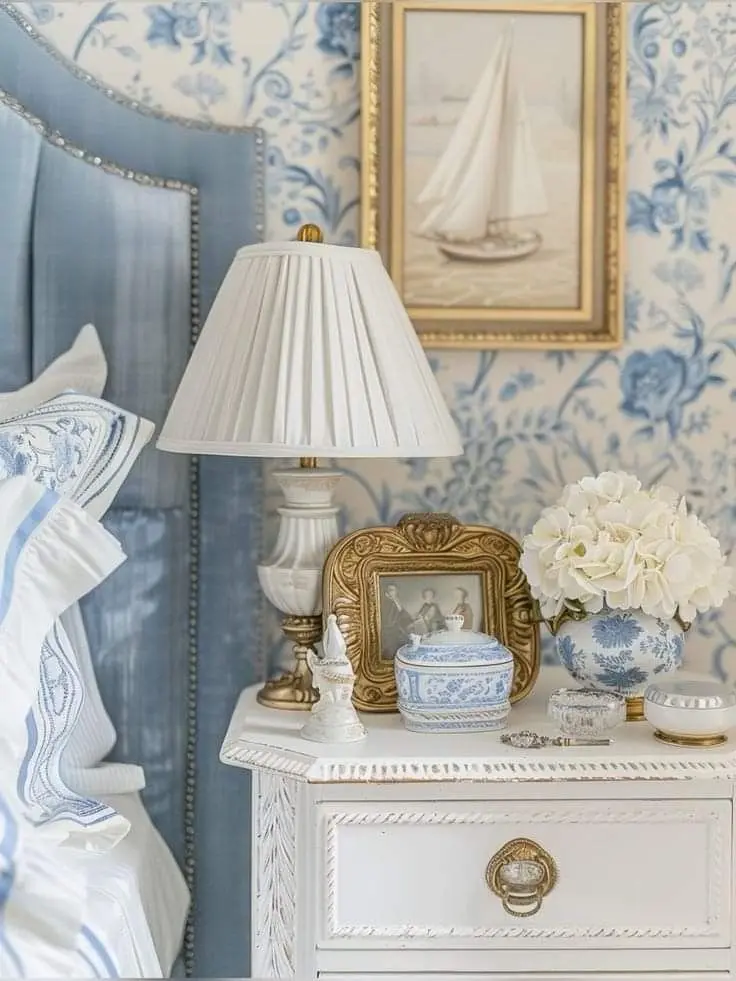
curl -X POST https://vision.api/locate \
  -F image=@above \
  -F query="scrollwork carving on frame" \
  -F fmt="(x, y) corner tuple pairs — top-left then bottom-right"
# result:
(322, 513), (540, 712)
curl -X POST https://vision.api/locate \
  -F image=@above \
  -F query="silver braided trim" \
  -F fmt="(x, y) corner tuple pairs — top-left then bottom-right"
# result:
(0, 86), (198, 195)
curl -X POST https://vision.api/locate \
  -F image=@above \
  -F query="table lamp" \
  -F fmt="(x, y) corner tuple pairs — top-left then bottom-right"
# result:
(157, 224), (463, 710)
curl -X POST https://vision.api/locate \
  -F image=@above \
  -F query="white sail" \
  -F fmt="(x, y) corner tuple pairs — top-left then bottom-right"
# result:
(416, 30), (511, 242)
(416, 24), (547, 242)
(489, 53), (548, 224)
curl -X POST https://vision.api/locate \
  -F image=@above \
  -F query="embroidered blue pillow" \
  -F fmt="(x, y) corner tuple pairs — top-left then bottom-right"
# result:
(0, 391), (154, 520)
(0, 473), (131, 854)
(0, 334), (133, 799)
(0, 393), (154, 847)
(17, 620), (130, 850)
(0, 477), (124, 741)
(0, 392), (154, 812)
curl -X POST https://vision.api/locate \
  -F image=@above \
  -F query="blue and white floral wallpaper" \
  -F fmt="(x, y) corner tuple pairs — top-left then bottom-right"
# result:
(14, 0), (736, 680)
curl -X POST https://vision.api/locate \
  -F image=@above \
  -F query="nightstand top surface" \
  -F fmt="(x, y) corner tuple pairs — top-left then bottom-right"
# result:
(220, 668), (736, 784)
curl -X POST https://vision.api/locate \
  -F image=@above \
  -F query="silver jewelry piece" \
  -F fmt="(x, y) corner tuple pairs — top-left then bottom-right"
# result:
(501, 729), (612, 749)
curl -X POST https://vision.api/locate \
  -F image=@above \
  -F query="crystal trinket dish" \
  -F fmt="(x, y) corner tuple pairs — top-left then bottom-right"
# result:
(548, 688), (626, 738)
(643, 679), (736, 747)
(394, 615), (514, 733)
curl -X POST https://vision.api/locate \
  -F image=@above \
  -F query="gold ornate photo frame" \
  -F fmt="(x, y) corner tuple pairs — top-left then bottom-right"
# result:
(322, 513), (540, 712)
(360, 0), (626, 350)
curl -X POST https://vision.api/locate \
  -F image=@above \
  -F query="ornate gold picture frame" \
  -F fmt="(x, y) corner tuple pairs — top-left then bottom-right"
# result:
(322, 513), (540, 712)
(360, 0), (626, 350)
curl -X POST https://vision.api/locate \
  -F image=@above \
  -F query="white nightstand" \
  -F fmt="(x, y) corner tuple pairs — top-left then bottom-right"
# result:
(221, 669), (736, 981)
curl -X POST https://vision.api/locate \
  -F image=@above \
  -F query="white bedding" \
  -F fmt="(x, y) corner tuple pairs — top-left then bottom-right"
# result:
(68, 790), (189, 978)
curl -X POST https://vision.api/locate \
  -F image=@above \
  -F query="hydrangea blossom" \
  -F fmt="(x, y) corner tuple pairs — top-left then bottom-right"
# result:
(520, 471), (733, 624)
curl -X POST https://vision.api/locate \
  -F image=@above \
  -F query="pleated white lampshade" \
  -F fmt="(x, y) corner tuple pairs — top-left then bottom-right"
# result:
(157, 236), (462, 458)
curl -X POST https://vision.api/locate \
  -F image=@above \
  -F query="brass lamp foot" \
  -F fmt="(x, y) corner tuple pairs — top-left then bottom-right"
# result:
(625, 695), (645, 721)
(256, 614), (322, 710)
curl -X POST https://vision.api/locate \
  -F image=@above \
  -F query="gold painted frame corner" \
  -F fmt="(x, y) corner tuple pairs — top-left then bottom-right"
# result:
(360, 0), (627, 351)
(322, 513), (540, 713)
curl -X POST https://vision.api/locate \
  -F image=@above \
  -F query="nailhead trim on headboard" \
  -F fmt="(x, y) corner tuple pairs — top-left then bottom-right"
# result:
(182, 192), (201, 978)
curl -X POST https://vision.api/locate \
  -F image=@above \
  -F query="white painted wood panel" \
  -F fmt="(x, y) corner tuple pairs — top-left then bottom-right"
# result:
(317, 799), (731, 949)
(315, 944), (731, 975)
(319, 972), (730, 981)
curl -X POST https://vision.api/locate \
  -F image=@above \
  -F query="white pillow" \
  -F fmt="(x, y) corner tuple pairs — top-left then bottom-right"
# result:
(0, 328), (123, 793)
(0, 391), (154, 804)
(17, 619), (132, 852)
(0, 324), (106, 420)
(0, 392), (154, 795)
(0, 475), (125, 748)
(0, 477), (126, 843)
(58, 603), (118, 774)
(0, 338), (142, 806)
(59, 604), (146, 796)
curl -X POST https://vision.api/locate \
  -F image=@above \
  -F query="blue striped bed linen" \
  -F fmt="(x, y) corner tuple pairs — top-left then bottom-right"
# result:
(0, 782), (120, 977)
(17, 620), (129, 849)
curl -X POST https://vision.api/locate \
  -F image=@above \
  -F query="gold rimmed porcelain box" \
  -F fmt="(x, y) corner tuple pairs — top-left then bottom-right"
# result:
(643, 679), (736, 747)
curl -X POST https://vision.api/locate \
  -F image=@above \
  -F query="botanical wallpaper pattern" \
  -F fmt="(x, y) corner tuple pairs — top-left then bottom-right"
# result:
(13, 0), (736, 680)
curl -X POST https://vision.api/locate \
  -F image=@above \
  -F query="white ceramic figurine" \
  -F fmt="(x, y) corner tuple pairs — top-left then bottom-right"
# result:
(301, 615), (367, 744)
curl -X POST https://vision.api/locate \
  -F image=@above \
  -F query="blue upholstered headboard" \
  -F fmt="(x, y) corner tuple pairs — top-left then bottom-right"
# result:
(0, 5), (265, 975)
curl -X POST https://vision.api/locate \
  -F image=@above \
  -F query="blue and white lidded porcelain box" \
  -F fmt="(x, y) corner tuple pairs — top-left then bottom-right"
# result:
(394, 614), (514, 733)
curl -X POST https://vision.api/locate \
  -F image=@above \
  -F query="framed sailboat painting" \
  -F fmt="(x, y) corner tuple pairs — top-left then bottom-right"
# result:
(360, 0), (626, 350)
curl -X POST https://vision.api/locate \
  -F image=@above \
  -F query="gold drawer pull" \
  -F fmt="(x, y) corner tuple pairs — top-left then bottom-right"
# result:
(486, 837), (557, 917)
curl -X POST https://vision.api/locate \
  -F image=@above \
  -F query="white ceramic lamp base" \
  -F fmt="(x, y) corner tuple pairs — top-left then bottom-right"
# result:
(257, 466), (342, 710)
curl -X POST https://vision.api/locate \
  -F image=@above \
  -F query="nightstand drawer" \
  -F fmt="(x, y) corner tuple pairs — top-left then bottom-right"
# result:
(316, 799), (732, 951)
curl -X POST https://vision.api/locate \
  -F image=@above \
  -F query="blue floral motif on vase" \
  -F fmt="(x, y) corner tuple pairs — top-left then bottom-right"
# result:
(555, 609), (685, 699)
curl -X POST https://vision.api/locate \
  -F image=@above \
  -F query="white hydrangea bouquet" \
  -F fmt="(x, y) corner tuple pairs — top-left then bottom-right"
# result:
(520, 471), (734, 703)
(520, 471), (733, 631)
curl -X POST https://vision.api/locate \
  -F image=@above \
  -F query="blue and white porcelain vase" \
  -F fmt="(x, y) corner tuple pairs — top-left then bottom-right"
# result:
(394, 614), (514, 733)
(555, 609), (685, 720)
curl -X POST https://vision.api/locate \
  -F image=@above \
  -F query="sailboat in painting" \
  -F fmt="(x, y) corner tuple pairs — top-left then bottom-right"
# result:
(416, 23), (547, 263)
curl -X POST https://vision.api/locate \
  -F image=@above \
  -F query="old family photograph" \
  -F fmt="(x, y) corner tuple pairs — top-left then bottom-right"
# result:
(379, 574), (484, 658)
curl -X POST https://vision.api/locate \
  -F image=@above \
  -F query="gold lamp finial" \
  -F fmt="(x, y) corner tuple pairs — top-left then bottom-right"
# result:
(297, 223), (324, 244)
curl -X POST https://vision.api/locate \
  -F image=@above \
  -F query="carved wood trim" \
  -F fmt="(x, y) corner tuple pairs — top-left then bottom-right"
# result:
(252, 772), (297, 977)
(322, 806), (725, 941)
(221, 734), (736, 785)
